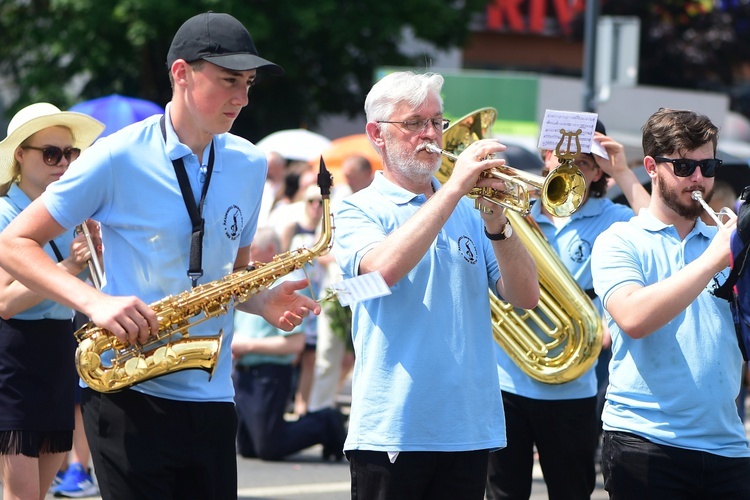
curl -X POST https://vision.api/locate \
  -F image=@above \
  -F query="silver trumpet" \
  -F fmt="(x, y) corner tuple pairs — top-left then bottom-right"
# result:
(77, 221), (104, 289)
(692, 191), (736, 227)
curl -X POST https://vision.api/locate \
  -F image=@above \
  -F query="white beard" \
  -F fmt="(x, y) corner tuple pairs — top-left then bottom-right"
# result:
(382, 133), (441, 186)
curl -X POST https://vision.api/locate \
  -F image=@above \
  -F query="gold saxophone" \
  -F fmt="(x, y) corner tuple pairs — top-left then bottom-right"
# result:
(435, 109), (602, 383)
(75, 158), (335, 393)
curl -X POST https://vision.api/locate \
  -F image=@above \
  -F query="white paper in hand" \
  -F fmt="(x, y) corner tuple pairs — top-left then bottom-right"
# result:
(329, 271), (391, 306)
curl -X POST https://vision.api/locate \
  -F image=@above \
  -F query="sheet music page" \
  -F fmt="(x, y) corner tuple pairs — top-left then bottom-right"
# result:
(329, 271), (391, 307)
(538, 110), (598, 153)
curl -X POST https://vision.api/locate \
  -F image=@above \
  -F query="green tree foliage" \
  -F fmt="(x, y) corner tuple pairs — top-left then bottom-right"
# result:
(0, 0), (486, 141)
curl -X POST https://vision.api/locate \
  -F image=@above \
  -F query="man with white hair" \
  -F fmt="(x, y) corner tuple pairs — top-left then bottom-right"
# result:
(333, 70), (539, 499)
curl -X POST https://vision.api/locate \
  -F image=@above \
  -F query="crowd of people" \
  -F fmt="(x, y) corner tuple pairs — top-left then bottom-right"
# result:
(0, 9), (748, 500)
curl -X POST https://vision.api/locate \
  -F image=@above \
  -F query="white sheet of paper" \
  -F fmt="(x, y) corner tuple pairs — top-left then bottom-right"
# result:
(330, 271), (391, 306)
(537, 110), (598, 154)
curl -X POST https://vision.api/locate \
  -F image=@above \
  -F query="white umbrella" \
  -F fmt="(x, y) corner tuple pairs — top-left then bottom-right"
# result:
(256, 129), (332, 161)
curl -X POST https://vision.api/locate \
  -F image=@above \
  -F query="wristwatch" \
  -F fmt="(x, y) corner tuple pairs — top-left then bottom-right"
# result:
(484, 221), (513, 241)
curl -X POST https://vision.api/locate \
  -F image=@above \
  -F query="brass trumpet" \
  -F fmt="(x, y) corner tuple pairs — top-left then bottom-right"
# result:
(427, 108), (586, 217)
(692, 190), (736, 227)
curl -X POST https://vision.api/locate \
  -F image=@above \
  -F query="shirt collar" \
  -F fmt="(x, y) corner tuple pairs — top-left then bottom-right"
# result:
(371, 171), (438, 205)
(530, 195), (604, 225)
(162, 103), (218, 171)
(6, 183), (32, 211)
(636, 208), (714, 239)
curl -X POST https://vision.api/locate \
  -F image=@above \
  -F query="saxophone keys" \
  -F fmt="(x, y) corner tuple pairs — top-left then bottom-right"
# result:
(124, 356), (149, 376)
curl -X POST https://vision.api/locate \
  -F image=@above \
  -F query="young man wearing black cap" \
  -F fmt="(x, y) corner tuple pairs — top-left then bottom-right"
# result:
(0, 12), (319, 500)
(486, 122), (651, 499)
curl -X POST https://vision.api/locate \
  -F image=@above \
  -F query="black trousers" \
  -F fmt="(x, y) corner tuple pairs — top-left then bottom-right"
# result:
(349, 449), (490, 500)
(81, 388), (238, 500)
(602, 431), (750, 500)
(233, 363), (341, 461)
(486, 391), (598, 500)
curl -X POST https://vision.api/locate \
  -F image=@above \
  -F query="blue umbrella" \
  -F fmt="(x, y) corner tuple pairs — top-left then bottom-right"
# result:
(69, 94), (163, 137)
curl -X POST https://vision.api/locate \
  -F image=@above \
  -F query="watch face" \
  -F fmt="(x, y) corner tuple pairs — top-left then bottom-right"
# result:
(504, 222), (513, 238)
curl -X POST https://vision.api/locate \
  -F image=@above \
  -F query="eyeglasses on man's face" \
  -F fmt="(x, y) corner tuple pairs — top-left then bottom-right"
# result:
(21, 145), (81, 166)
(376, 118), (450, 133)
(654, 156), (722, 178)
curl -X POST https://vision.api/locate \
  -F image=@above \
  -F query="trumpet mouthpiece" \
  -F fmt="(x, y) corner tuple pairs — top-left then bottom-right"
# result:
(425, 143), (441, 154)
(691, 190), (704, 201)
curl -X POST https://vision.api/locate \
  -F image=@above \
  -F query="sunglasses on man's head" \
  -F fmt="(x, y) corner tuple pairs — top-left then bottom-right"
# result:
(654, 156), (722, 178)
(21, 145), (81, 166)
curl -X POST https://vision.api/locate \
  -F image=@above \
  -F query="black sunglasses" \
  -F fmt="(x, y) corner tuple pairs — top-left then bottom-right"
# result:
(22, 145), (81, 166)
(654, 156), (722, 178)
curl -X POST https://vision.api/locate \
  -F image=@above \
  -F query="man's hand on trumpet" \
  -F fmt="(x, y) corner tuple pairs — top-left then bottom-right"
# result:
(443, 138), (508, 197)
(75, 218), (105, 288)
(67, 230), (96, 274)
(703, 203), (738, 271)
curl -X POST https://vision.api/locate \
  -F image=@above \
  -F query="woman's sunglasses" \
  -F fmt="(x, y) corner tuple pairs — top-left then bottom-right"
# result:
(654, 156), (722, 178)
(22, 145), (81, 166)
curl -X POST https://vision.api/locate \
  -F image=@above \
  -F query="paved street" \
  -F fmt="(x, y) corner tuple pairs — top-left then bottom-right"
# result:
(35, 444), (607, 499)
(19, 386), (748, 499)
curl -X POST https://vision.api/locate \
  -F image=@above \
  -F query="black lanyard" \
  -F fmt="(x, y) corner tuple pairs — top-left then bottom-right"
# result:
(160, 115), (215, 287)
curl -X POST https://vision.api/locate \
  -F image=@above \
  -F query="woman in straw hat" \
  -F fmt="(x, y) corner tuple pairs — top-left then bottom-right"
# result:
(0, 102), (103, 499)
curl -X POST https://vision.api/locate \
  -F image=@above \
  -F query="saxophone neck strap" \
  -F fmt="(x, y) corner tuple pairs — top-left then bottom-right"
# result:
(160, 115), (215, 288)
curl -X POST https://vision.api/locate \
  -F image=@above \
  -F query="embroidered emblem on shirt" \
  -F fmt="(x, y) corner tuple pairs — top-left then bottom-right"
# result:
(458, 236), (478, 264)
(224, 205), (243, 240)
(568, 238), (591, 264)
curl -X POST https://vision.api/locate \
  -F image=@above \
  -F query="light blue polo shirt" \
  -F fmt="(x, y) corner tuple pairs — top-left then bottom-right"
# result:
(0, 183), (80, 320)
(233, 311), (300, 367)
(495, 197), (634, 399)
(234, 271), (305, 367)
(41, 103), (266, 402)
(333, 172), (506, 452)
(592, 209), (750, 457)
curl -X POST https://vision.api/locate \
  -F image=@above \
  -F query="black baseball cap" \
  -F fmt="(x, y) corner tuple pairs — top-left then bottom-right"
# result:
(167, 12), (284, 76)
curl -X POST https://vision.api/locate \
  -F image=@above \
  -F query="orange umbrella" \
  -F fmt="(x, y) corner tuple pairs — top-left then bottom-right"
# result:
(320, 134), (383, 187)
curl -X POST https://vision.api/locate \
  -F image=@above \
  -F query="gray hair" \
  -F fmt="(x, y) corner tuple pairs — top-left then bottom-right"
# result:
(364, 71), (444, 122)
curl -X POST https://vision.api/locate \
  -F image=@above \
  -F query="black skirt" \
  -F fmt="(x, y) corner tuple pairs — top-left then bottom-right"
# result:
(0, 318), (76, 455)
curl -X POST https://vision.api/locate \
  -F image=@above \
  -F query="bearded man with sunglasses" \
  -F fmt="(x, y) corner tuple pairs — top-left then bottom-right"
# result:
(591, 108), (750, 499)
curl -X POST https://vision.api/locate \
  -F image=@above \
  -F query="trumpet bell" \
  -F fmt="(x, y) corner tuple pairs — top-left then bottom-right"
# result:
(544, 163), (586, 217)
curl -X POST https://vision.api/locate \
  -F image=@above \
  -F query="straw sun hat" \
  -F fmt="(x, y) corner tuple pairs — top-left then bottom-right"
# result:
(0, 102), (105, 185)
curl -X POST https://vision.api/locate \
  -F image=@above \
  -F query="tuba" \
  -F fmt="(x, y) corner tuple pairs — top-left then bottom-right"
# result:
(436, 109), (602, 383)
(75, 158), (335, 393)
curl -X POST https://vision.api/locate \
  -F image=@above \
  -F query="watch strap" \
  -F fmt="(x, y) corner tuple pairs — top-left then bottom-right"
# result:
(485, 222), (511, 241)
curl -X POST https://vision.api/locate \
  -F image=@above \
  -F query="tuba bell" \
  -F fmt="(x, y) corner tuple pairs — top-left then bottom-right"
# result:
(436, 109), (602, 383)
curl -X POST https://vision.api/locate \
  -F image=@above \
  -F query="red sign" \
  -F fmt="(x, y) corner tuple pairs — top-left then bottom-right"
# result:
(486, 0), (586, 34)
